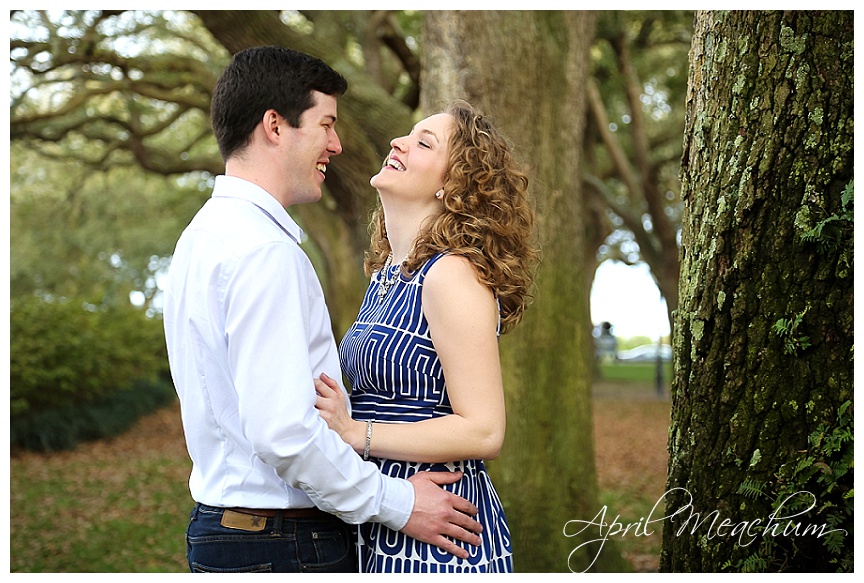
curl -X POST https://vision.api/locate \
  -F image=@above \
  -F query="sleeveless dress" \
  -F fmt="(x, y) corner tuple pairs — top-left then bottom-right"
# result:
(339, 252), (514, 573)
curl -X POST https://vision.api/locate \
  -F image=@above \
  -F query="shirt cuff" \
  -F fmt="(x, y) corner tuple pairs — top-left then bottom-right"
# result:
(376, 475), (415, 531)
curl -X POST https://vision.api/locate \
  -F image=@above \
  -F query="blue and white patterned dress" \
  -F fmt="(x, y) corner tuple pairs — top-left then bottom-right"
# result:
(339, 252), (513, 573)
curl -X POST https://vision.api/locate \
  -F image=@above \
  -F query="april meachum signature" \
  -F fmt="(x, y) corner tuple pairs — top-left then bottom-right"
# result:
(562, 487), (847, 573)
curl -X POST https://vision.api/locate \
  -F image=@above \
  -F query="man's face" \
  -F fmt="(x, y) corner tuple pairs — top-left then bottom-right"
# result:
(280, 91), (342, 205)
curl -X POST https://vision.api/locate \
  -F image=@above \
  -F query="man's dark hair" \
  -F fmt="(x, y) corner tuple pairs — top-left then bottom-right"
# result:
(210, 46), (348, 161)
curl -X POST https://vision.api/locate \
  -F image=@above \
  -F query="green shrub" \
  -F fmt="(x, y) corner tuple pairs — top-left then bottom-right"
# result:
(10, 295), (169, 417)
(10, 377), (177, 452)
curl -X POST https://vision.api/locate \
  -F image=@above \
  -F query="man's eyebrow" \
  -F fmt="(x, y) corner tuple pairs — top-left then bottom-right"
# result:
(323, 114), (337, 124)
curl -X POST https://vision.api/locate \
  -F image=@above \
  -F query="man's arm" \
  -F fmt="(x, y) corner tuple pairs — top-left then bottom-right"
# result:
(225, 242), (482, 556)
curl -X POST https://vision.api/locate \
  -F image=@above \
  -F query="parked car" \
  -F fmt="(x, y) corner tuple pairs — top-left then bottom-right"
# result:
(617, 343), (672, 362)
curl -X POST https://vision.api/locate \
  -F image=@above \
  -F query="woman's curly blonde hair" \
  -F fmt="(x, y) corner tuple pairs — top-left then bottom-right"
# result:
(365, 100), (539, 334)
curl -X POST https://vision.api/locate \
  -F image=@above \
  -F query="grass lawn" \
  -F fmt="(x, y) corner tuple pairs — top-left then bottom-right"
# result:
(598, 361), (672, 384)
(9, 405), (192, 573)
(11, 372), (671, 573)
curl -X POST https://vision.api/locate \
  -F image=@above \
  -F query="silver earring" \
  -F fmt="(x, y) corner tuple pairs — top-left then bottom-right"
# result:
(435, 190), (443, 199)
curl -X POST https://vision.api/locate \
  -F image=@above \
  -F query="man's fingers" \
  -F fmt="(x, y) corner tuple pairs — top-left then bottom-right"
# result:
(403, 469), (486, 557)
(448, 507), (484, 535)
(412, 470), (481, 523)
(433, 536), (471, 560)
(443, 521), (483, 546)
(421, 469), (463, 485)
(445, 491), (479, 519)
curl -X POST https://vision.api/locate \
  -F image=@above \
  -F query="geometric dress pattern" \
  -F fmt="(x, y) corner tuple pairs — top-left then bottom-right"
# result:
(339, 252), (514, 572)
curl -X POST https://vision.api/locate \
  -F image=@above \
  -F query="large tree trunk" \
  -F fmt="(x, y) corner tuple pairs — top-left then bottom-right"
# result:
(662, 11), (853, 572)
(423, 11), (624, 572)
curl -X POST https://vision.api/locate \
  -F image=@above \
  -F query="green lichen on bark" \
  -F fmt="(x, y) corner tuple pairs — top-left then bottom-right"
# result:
(663, 10), (853, 573)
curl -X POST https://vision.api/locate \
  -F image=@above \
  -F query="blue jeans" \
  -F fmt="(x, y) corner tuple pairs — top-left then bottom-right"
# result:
(186, 504), (358, 573)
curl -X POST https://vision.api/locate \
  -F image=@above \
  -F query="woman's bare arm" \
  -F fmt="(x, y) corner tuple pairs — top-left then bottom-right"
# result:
(315, 254), (506, 463)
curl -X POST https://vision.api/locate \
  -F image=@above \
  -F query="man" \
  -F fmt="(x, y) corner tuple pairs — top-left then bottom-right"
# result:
(163, 46), (482, 573)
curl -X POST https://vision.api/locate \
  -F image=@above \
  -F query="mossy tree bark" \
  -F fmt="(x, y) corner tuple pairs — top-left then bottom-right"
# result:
(661, 11), (853, 572)
(422, 11), (626, 573)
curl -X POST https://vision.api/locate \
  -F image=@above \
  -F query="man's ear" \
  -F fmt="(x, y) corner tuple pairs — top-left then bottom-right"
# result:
(262, 109), (282, 143)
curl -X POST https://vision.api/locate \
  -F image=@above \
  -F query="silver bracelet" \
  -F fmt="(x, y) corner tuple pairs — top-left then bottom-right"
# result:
(363, 419), (373, 461)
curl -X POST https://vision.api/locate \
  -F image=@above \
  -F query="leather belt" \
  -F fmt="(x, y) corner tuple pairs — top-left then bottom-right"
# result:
(229, 506), (327, 519)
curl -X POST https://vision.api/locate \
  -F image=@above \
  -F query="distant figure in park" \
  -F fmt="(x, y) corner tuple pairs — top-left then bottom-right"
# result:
(595, 321), (618, 363)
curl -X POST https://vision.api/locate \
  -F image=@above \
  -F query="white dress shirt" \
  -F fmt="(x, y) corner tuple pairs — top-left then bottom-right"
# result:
(162, 175), (413, 530)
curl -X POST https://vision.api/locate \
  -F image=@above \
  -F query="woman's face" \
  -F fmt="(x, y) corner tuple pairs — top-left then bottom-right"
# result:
(371, 113), (454, 199)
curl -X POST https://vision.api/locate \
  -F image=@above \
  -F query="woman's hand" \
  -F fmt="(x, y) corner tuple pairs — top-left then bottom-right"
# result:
(314, 373), (364, 452)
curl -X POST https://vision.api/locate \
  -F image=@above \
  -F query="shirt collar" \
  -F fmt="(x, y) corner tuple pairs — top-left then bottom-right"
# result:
(212, 175), (305, 244)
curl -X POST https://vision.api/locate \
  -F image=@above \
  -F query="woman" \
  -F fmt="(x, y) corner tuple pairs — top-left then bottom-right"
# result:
(315, 100), (538, 572)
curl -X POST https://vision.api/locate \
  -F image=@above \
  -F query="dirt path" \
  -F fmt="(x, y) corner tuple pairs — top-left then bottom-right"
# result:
(592, 391), (671, 572)
(593, 394), (670, 496)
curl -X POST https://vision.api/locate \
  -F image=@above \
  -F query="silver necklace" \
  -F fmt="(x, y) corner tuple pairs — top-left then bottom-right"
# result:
(377, 253), (400, 302)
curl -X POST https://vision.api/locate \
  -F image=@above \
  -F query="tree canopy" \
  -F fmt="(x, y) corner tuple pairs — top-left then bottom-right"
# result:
(11, 9), (691, 330)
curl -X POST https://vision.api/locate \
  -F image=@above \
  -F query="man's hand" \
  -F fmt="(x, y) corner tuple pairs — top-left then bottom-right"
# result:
(401, 471), (483, 559)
